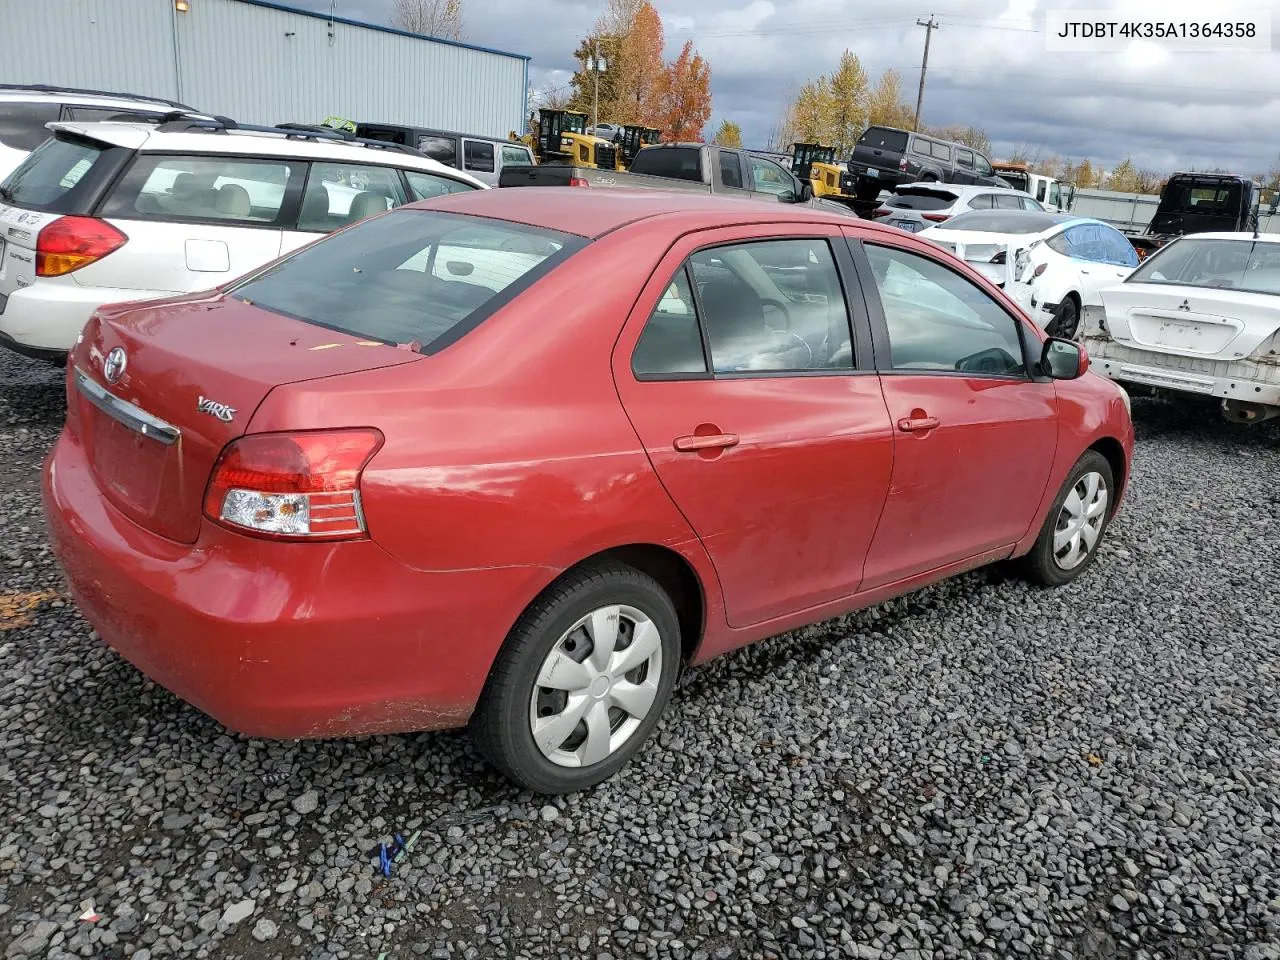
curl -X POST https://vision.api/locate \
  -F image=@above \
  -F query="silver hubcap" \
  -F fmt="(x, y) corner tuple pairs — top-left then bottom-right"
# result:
(1054, 471), (1108, 570)
(529, 605), (663, 768)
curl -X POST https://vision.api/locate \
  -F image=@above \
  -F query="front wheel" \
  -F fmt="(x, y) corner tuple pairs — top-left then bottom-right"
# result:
(1015, 451), (1115, 587)
(469, 563), (682, 794)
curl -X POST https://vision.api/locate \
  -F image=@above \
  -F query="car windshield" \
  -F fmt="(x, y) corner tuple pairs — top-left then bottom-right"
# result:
(937, 210), (1074, 234)
(1127, 238), (1280, 294)
(0, 134), (108, 213)
(228, 209), (589, 352)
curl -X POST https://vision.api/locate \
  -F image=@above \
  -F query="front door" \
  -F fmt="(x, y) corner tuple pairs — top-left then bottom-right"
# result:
(845, 233), (1059, 589)
(613, 225), (894, 628)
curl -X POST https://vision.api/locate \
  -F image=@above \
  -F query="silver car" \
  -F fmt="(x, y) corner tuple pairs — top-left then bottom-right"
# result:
(872, 183), (1045, 233)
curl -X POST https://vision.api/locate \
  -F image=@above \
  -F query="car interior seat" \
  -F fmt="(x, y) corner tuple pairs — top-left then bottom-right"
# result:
(347, 191), (389, 223)
(214, 183), (252, 218)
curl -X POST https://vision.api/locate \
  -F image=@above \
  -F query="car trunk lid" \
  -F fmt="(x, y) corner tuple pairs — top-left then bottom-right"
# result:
(1097, 283), (1280, 360)
(68, 293), (422, 544)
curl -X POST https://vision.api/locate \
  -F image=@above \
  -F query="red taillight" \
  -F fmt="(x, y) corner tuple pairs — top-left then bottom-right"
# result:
(922, 213), (950, 222)
(872, 206), (894, 218)
(898, 158), (908, 171)
(568, 177), (590, 187)
(203, 429), (384, 541)
(1032, 262), (1048, 278)
(36, 216), (128, 277)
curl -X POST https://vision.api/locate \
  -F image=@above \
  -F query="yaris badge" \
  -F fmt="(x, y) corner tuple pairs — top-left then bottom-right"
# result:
(197, 396), (236, 422)
(103, 347), (127, 384)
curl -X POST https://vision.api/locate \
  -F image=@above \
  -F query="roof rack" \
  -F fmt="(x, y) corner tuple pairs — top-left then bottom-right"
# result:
(0, 82), (194, 111)
(154, 116), (427, 156)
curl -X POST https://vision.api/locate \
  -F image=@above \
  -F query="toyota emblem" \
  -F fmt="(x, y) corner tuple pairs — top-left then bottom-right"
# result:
(103, 347), (127, 384)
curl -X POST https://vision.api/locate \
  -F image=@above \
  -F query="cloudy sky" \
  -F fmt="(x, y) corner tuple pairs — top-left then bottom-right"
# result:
(296, 0), (1280, 176)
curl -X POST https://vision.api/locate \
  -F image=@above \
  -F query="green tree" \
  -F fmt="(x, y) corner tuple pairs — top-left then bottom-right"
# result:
(711, 119), (743, 148)
(1106, 156), (1141, 192)
(822, 51), (869, 155)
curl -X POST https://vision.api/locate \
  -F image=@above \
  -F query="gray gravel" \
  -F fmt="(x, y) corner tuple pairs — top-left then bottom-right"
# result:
(2, 348), (1279, 960)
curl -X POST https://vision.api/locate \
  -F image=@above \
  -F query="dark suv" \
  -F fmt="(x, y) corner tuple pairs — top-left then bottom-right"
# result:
(845, 126), (1008, 201)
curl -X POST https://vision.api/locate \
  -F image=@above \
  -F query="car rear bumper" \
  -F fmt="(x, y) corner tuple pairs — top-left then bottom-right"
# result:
(0, 280), (175, 353)
(847, 164), (911, 191)
(1084, 336), (1280, 406)
(43, 430), (549, 739)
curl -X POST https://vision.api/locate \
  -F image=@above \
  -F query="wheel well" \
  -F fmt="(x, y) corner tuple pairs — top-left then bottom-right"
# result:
(558, 544), (705, 664)
(1089, 436), (1127, 514)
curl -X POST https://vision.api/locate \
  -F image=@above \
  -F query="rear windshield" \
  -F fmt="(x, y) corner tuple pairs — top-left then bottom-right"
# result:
(227, 209), (588, 353)
(938, 210), (1074, 234)
(1157, 180), (1244, 216)
(857, 128), (909, 152)
(887, 188), (958, 211)
(0, 134), (108, 214)
(629, 148), (703, 180)
(1128, 238), (1280, 295)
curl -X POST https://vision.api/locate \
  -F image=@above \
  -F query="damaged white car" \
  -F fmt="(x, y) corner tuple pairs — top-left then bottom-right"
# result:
(1083, 232), (1280, 424)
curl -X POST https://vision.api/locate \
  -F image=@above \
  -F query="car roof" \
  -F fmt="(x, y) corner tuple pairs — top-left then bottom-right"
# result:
(410, 187), (869, 238)
(924, 210), (1085, 235)
(1163, 231), (1280, 243)
(357, 122), (519, 145)
(0, 87), (187, 111)
(895, 183), (1029, 195)
(45, 121), (486, 185)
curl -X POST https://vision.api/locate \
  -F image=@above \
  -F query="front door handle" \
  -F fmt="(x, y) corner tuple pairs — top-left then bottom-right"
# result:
(897, 416), (940, 433)
(674, 432), (739, 451)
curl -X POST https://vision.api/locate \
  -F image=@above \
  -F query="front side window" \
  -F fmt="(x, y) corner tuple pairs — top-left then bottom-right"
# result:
(1127, 238), (1280, 294)
(1049, 182), (1062, 207)
(296, 161), (408, 233)
(863, 243), (1026, 377)
(228, 210), (586, 352)
(501, 145), (533, 166)
(101, 153), (296, 225)
(688, 239), (853, 373)
(1, 134), (108, 213)
(0, 102), (61, 152)
(405, 169), (476, 200)
(956, 149), (975, 170)
(748, 155), (792, 196)
(975, 155), (994, 177)
(463, 140), (495, 173)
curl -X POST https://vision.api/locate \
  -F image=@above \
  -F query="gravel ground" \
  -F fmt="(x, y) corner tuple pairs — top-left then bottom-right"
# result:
(2, 348), (1280, 960)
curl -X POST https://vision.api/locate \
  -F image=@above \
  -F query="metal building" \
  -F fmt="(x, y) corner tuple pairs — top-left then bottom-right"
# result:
(0, 0), (530, 139)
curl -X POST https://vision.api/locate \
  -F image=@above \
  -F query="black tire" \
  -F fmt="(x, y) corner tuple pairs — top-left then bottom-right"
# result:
(1047, 296), (1080, 340)
(469, 562), (682, 794)
(920, 172), (938, 182)
(1015, 450), (1115, 587)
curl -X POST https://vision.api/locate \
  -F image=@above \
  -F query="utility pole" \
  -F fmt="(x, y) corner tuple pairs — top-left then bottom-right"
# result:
(590, 38), (606, 132)
(914, 15), (939, 132)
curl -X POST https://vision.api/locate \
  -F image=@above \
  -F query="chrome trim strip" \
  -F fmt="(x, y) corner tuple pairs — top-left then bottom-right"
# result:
(73, 367), (181, 446)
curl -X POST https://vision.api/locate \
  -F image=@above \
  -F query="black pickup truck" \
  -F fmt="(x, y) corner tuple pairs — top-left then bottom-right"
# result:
(498, 142), (860, 217)
(1123, 173), (1264, 257)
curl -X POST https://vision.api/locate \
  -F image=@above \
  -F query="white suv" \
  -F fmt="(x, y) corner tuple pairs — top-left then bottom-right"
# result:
(0, 116), (487, 361)
(0, 83), (213, 182)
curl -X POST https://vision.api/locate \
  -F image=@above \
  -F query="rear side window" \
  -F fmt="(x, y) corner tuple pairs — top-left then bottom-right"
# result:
(994, 194), (1022, 209)
(463, 140), (495, 173)
(0, 134), (108, 213)
(858, 127), (908, 152)
(501, 145), (532, 166)
(101, 154), (298, 225)
(632, 267), (707, 377)
(931, 141), (952, 161)
(65, 105), (163, 123)
(967, 194), (994, 210)
(419, 136), (457, 166)
(405, 169), (476, 200)
(0, 102), (61, 152)
(297, 161), (408, 232)
(889, 189), (958, 211)
(227, 210), (587, 353)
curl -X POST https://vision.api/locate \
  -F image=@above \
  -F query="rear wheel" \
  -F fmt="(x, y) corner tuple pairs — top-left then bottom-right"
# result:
(469, 562), (681, 794)
(1015, 451), (1114, 587)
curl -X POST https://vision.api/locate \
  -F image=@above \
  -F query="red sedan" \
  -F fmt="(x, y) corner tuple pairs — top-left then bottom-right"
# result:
(43, 189), (1133, 794)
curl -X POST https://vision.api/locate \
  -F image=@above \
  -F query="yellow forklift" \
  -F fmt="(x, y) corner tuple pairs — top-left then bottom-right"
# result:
(792, 142), (857, 206)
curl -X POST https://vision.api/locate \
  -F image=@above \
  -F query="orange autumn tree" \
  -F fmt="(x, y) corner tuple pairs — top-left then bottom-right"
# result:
(569, 0), (666, 125)
(658, 41), (712, 141)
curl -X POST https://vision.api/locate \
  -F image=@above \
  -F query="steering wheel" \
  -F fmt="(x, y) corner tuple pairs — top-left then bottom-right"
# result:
(760, 296), (794, 330)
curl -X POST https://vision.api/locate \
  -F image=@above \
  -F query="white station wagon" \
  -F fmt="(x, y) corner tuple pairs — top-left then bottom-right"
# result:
(0, 116), (486, 362)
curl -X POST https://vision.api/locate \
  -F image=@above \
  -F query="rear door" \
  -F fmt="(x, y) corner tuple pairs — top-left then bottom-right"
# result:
(613, 223), (893, 629)
(93, 152), (297, 291)
(461, 139), (498, 186)
(844, 230), (1058, 588)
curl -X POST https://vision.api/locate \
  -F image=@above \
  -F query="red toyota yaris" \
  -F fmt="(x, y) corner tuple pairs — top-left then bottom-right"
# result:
(43, 189), (1133, 794)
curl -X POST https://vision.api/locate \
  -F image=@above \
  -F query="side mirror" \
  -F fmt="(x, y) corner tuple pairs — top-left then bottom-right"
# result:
(1041, 337), (1088, 379)
(797, 180), (814, 202)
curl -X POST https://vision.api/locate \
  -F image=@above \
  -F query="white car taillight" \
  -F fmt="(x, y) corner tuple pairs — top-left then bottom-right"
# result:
(203, 429), (384, 541)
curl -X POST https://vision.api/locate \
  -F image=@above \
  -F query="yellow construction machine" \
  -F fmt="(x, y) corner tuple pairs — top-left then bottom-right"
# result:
(521, 110), (621, 170)
(792, 142), (857, 207)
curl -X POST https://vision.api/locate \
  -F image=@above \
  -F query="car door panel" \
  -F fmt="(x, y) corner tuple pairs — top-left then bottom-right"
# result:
(843, 231), (1058, 588)
(612, 224), (894, 629)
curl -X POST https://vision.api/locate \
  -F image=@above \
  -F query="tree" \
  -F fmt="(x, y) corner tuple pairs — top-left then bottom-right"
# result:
(391, 0), (463, 40)
(711, 119), (743, 148)
(568, 0), (671, 128)
(1106, 156), (1141, 192)
(785, 77), (830, 145)
(1074, 158), (1098, 187)
(658, 41), (712, 141)
(867, 69), (914, 129)
(821, 51), (869, 155)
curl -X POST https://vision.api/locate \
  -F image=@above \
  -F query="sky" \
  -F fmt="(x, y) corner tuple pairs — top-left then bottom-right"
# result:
(292, 0), (1280, 177)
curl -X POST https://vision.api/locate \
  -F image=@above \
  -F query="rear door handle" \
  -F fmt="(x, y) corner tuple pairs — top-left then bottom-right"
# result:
(897, 416), (940, 432)
(674, 433), (739, 451)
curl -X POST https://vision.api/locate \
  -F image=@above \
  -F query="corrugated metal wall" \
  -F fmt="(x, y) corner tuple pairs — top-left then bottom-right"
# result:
(0, 0), (528, 139)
